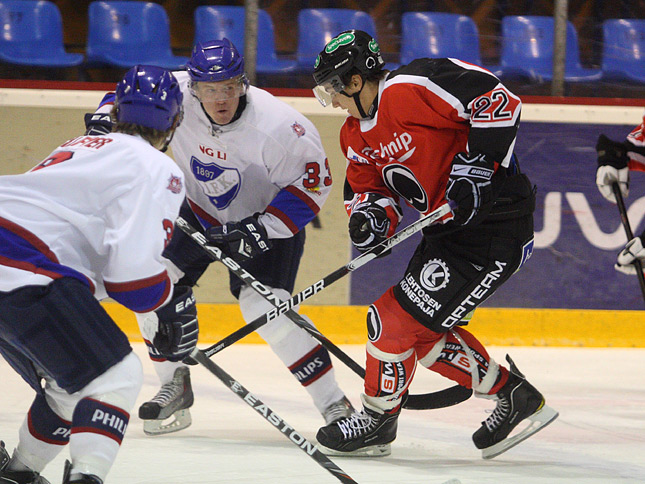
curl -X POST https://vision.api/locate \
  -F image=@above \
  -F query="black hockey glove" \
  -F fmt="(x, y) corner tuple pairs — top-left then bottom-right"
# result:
(153, 286), (199, 362)
(445, 152), (495, 225)
(84, 112), (113, 136)
(348, 194), (392, 253)
(596, 134), (630, 203)
(206, 216), (272, 262)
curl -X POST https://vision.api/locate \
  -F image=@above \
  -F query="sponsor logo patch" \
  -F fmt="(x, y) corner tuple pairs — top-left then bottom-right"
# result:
(419, 259), (450, 291)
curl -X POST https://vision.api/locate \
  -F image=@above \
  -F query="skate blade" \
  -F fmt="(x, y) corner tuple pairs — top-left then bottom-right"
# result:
(143, 409), (192, 436)
(481, 404), (559, 459)
(317, 442), (391, 458)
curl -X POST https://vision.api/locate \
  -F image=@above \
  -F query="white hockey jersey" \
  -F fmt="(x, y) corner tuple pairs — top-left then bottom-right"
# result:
(168, 72), (332, 239)
(0, 133), (185, 312)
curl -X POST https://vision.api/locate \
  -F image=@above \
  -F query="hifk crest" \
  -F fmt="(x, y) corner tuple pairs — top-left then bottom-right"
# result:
(190, 156), (241, 209)
(166, 174), (183, 194)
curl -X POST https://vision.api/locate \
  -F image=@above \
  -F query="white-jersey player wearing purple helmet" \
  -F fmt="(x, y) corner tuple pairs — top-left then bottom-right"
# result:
(86, 39), (354, 436)
(0, 66), (195, 484)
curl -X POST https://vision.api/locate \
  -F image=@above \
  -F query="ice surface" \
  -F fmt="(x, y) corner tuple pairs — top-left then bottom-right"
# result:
(1, 344), (644, 483)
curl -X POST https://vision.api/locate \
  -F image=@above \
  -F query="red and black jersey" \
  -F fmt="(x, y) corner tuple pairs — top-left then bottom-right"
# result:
(341, 58), (521, 217)
(627, 112), (645, 172)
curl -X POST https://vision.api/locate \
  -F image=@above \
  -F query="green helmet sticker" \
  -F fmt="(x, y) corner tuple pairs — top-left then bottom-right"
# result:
(314, 55), (320, 69)
(325, 32), (355, 54)
(368, 39), (380, 54)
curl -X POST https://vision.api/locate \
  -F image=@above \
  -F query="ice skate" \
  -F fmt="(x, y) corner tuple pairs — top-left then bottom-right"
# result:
(0, 441), (50, 484)
(316, 405), (399, 457)
(138, 367), (194, 436)
(322, 396), (355, 425)
(61, 461), (102, 484)
(473, 355), (559, 459)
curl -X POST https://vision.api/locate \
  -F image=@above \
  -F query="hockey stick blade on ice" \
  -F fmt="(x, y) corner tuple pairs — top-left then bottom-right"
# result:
(612, 182), (645, 304)
(191, 349), (358, 484)
(176, 214), (471, 410)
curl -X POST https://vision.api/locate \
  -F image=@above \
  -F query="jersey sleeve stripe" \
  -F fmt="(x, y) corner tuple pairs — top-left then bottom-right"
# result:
(267, 186), (320, 233)
(285, 185), (322, 214)
(0, 220), (95, 293)
(265, 206), (299, 234)
(104, 271), (172, 312)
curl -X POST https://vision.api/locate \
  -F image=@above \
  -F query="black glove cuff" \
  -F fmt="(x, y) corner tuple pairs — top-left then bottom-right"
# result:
(596, 134), (629, 169)
(84, 112), (113, 136)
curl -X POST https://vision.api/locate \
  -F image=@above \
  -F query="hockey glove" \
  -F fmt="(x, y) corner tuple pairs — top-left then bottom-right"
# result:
(348, 193), (399, 253)
(615, 235), (645, 275)
(153, 286), (199, 362)
(445, 152), (495, 225)
(206, 216), (272, 262)
(84, 113), (113, 136)
(596, 134), (630, 203)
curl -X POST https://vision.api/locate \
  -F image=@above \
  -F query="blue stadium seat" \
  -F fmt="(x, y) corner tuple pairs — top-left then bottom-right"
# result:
(194, 6), (296, 74)
(86, 1), (188, 70)
(496, 15), (601, 82)
(401, 12), (482, 65)
(297, 9), (379, 71)
(602, 19), (645, 84)
(0, 0), (83, 67)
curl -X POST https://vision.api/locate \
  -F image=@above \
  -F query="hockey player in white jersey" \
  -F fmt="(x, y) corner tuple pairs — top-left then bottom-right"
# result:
(86, 39), (353, 436)
(0, 66), (197, 484)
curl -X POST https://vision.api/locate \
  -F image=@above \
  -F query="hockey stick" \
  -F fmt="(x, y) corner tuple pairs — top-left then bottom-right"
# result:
(176, 214), (472, 410)
(612, 182), (645, 304)
(190, 349), (357, 484)
(199, 201), (454, 359)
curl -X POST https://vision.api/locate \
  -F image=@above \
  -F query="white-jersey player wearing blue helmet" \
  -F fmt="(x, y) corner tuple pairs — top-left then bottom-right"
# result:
(0, 66), (196, 484)
(87, 39), (353, 435)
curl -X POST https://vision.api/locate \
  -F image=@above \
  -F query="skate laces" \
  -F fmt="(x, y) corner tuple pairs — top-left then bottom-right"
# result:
(151, 375), (185, 407)
(484, 396), (511, 432)
(337, 411), (377, 440)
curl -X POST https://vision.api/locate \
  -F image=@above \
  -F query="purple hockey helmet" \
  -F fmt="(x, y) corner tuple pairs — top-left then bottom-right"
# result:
(115, 65), (183, 132)
(186, 39), (245, 82)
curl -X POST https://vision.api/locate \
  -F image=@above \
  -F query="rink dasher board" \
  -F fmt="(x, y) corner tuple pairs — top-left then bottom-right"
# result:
(0, 88), (643, 125)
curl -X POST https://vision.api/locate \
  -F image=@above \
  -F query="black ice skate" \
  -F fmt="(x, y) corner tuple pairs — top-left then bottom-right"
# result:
(138, 366), (194, 435)
(472, 355), (559, 459)
(321, 396), (355, 425)
(0, 441), (51, 484)
(61, 460), (102, 484)
(316, 405), (399, 457)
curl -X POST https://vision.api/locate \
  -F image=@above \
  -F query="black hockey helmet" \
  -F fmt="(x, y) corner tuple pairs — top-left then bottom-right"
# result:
(312, 30), (384, 107)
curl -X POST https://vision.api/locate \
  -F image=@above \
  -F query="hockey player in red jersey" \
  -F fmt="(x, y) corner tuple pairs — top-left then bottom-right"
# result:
(312, 30), (558, 459)
(0, 66), (196, 484)
(595, 113), (645, 272)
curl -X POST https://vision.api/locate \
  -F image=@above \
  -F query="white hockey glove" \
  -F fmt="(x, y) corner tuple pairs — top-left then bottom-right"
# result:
(615, 236), (645, 275)
(445, 152), (495, 225)
(596, 134), (630, 203)
(150, 286), (199, 362)
(206, 215), (272, 262)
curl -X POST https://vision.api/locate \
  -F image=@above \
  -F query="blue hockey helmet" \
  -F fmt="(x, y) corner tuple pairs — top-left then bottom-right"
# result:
(187, 39), (245, 82)
(115, 65), (183, 132)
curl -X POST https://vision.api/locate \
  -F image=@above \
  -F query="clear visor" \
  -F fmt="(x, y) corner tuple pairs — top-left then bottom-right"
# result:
(191, 75), (248, 102)
(312, 75), (346, 107)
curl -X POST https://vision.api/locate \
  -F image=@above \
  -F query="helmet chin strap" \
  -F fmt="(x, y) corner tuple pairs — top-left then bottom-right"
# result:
(341, 79), (377, 119)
